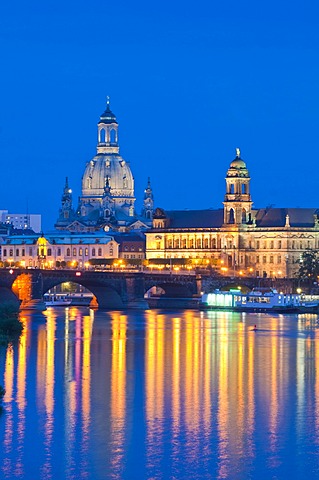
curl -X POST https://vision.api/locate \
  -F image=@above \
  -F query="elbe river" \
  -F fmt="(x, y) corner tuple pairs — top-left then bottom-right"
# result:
(0, 307), (319, 479)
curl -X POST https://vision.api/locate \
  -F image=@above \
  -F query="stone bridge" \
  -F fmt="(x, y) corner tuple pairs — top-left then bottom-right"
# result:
(0, 269), (298, 310)
(0, 269), (202, 310)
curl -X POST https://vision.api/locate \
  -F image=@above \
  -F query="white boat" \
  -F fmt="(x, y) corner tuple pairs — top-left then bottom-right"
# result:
(201, 288), (319, 313)
(44, 294), (72, 307)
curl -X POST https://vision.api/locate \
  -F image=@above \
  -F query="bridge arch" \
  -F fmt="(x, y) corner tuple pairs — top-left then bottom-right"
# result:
(42, 279), (124, 310)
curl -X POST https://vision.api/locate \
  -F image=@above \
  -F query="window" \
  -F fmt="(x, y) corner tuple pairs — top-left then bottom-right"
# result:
(263, 256), (267, 264)
(212, 238), (216, 249)
(156, 241), (161, 250)
(204, 238), (209, 249)
(174, 238), (180, 249)
(256, 255), (260, 263)
(98, 248), (102, 256)
(270, 241), (274, 249)
(189, 238), (194, 249)
(16, 249), (19, 257)
(278, 240), (282, 249)
(3, 249), (6, 257)
(270, 256), (274, 264)
(167, 238), (173, 249)
(182, 238), (187, 248)
(73, 248), (77, 256)
(58, 248), (61, 256)
(256, 241), (260, 249)
(47, 248), (52, 256)
(67, 248), (71, 256)
(277, 255), (281, 264)
(85, 248), (89, 256)
(263, 241), (267, 249)
(92, 248), (96, 256)
(196, 238), (201, 249)
(22, 249), (25, 256)
(9, 249), (13, 257)
(79, 248), (83, 256)
(29, 248), (32, 256)
(292, 241), (295, 249)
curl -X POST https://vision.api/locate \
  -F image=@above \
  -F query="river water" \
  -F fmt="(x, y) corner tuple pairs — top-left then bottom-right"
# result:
(0, 307), (319, 479)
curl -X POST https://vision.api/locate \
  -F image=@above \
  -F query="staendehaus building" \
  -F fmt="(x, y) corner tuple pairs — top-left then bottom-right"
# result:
(146, 149), (319, 278)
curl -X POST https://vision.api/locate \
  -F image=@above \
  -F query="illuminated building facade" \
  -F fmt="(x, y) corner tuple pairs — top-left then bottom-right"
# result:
(146, 149), (319, 278)
(0, 233), (119, 269)
(55, 99), (154, 233)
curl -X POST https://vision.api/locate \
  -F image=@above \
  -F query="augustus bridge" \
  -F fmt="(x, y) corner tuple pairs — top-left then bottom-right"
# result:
(0, 269), (296, 310)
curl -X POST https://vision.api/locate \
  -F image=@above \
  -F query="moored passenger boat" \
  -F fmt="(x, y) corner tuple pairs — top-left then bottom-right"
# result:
(201, 288), (319, 313)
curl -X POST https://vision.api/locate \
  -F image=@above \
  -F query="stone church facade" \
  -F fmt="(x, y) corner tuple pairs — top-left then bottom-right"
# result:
(146, 149), (319, 278)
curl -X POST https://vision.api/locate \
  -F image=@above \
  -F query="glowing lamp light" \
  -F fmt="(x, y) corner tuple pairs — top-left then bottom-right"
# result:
(9, 269), (13, 274)
(296, 288), (302, 294)
(75, 272), (82, 277)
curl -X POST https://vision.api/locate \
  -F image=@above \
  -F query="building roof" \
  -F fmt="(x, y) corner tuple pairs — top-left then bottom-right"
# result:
(163, 209), (224, 229)
(255, 208), (319, 228)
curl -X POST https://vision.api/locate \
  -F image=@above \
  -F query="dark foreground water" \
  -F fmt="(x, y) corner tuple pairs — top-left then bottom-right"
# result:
(0, 308), (319, 479)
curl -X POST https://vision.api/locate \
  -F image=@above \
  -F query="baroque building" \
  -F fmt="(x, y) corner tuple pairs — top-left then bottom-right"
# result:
(55, 99), (154, 232)
(146, 149), (319, 278)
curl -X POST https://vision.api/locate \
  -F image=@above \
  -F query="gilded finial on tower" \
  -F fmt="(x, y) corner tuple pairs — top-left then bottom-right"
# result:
(236, 148), (241, 158)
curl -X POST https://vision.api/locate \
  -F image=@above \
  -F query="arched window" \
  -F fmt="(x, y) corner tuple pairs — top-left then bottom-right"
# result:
(98, 248), (102, 256)
(230, 184), (234, 194)
(66, 248), (71, 256)
(242, 183), (247, 194)
(47, 248), (52, 256)
(16, 249), (19, 257)
(242, 209), (246, 223)
(189, 238), (194, 249)
(100, 128), (106, 143)
(92, 248), (96, 257)
(3, 249), (6, 257)
(204, 238), (209, 249)
(196, 238), (201, 249)
(22, 249), (25, 256)
(73, 248), (77, 256)
(110, 128), (116, 143)
(228, 209), (235, 224)
(212, 238), (216, 249)
(146, 211), (151, 219)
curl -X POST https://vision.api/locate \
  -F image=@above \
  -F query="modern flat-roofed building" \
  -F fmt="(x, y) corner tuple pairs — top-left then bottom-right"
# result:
(0, 210), (41, 233)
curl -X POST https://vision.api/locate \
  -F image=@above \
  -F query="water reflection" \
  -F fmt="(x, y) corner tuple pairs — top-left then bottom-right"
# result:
(0, 309), (319, 478)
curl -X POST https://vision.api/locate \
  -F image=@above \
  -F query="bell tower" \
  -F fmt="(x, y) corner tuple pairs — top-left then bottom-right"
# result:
(142, 177), (154, 220)
(223, 148), (253, 225)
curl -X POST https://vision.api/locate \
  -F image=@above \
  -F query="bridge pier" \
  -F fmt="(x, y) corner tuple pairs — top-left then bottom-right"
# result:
(124, 276), (149, 309)
(12, 272), (46, 311)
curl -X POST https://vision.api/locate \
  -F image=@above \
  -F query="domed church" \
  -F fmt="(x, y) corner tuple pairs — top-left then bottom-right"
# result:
(55, 99), (154, 232)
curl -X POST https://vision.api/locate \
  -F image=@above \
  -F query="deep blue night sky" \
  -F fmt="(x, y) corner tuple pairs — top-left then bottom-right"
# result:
(1, 1), (319, 230)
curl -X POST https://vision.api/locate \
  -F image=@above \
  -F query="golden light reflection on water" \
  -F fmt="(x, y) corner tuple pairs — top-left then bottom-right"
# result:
(3, 309), (319, 478)
(110, 312), (127, 476)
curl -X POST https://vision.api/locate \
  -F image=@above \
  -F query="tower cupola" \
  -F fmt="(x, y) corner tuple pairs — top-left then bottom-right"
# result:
(97, 97), (119, 154)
